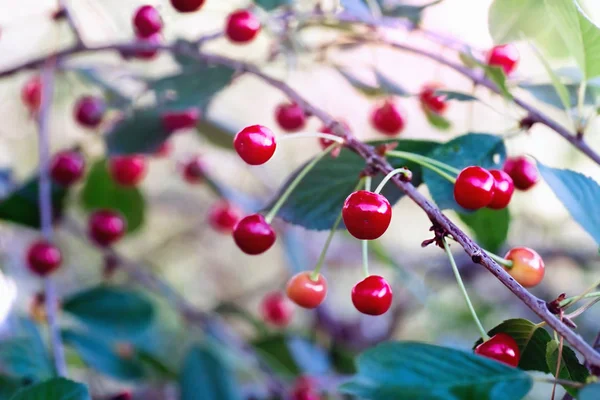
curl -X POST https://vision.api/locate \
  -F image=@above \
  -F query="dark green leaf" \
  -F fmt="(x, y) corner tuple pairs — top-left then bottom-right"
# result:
(330, 344), (357, 374)
(482, 64), (512, 99)
(62, 330), (144, 381)
(520, 82), (599, 109)
(434, 90), (479, 102)
(580, 383), (600, 400)
(105, 109), (168, 156)
(197, 119), (235, 150)
(423, 107), (452, 130)
(9, 378), (90, 400)
(422, 133), (506, 211)
(546, 340), (589, 396)
(80, 160), (145, 233)
(375, 71), (411, 97)
(179, 345), (242, 400)
(473, 319), (551, 373)
(254, 0), (290, 11)
(62, 286), (155, 339)
(336, 67), (384, 98)
(340, 341), (532, 400)
(267, 139), (439, 230)
(458, 208), (509, 253)
(252, 334), (300, 377)
(538, 162), (600, 245)
(0, 375), (21, 399)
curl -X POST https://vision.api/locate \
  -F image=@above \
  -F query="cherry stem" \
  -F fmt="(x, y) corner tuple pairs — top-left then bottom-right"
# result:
(362, 176), (373, 278)
(277, 132), (345, 144)
(559, 290), (600, 308)
(442, 237), (489, 341)
(373, 167), (411, 194)
(386, 151), (457, 184)
(483, 250), (513, 268)
(565, 297), (600, 320)
(531, 375), (585, 389)
(265, 143), (338, 224)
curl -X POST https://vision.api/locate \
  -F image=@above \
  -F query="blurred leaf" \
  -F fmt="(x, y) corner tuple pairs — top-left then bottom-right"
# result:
(459, 52), (479, 69)
(9, 378), (90, 400)
(538, 162), (600, 245)
(434, 90), (478, 102)
(105, 109), (169, 156)
(80, 160), (145, 233)
(340, 341), (532, 400)
(528, 42), (572, 112)
(0, 375), (21, 399)
(62, 286), (155, 339)
(546, 340), (589, 396)
(252, 334), (300, 377)
(330, 344), (357, 374)
(473, 319), (551, 373)
(197, 119), (235, 150)
(520, 82), (599, 108)
(482, 64), (512, 99)
(336, 67), (385, 97)
(458, 208), (510, 253)
(379, 0), (443, 24)
(375, 71), (411, 96)
(423, 107), (452, 130)
(73, 67), (132, 109)
(179, 345), (242, 400)
(286, 336), (331, 375)
(580, 383), (600, 399)
(254, 0), (290, 10)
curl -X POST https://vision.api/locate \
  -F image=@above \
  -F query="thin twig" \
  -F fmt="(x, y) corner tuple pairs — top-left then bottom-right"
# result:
(57, 0), (84, 47)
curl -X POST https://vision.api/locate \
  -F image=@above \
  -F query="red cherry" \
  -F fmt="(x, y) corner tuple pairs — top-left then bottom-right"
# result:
(74, 96), (106, 128)
(260, 292), (293, 327)
(154, 141), (172, 158)
(233, 125), (276, 165)
(342, 190), (392, 240)
(88, 210), (127, 247)
(50, 151), (85, 187)
(108, 155), (147, 187)
(275, 103), (307, 132)
(351, 275), (393, 316)
(135, 32), (161, 60)
(487, 44), (519, 75)
(226, 10), (261, 43)
(170, 0), (205, 12)
(503, 156), (539, 191)
(487, 169), (514, 210)
(183, 156), (205, 184)
(370, 100), (405, 136)
(318, 120), (348, 157)
(453, 166), (495, 210)
(475, 333), (520, 367)
(26, 240), (62, 276)
(208, 201), (241, 233)
(133, 5), (162, 38)
(286, 271), (327, 309)
(233, 214), (276, 255)
(291, 376), (320, 400)
(109, 392), (132, 400)
(503, 247), (544, 288)
(21, 76), (42, 111)
(419, 83), (448, 114)
(161, 108), (201, 133)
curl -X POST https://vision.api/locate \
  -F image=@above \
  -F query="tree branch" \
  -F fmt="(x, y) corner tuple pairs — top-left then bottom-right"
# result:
(56, 0), (84, 47)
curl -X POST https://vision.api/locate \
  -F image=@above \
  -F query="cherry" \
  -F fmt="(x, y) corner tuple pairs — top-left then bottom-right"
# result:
(487, 44), (519, 76)
(133, 5), (162, 38)
(88, 210), (127, 247)
(21, 76), (42, 111)
(108, 155), (147, 187)
(26, 240), (62, 276)
(135, 32), (161, 60)
(503, 247), (545, 288)
(419, 83), (448, 114)
(370, 100), (405, 136)
(170, 0), (205, 12)
(232, 214), (276, 255)
(318, 120), (348, 157)
(226, 10), (261, 43)
(161, 108), (201, 133)
(109, 391), (132, 400)
(474, 333), (520, 367)
(453, 166), (495, 210)
(260, 292), (293, 327)
(50, 151), (85, 187)
(275, 103), (307, 132)
(183, 156), (205, 184)
(291, 376), (320, 400)
(286, 271), (327, 309)
(351, 275), (393, 316)
(208, 201), (241, 233)
(503, 156), (539, 191)
(487, 169), (514, 210)
(342, 190), (392, 240)
(154, 141), (172, 158)
(74, 96), (106, 128)
(233, 125), (276, 165)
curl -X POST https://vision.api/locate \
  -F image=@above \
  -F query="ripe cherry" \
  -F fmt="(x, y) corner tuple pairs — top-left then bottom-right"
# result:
(208, 201), (241, 233)
(88, 210), (127, 247)
(161, 108), (201, 133)
(133, 5), (162, 38)
(226, 10), (261, 43)
(275, 103), (307, 132)
(260, 292), (293, 327)
(170, 0), (205, 12)
(26, 240), (62, 276)
(21, 76), (42, 112)
(503, 156), (539, 191)
(370, 100), (405, 136)
(419, 83), (448, 115)
(487, 170), (514, 210)
(351, 275), (393, 316)
(342, 190), (392, 240)
(474, 333), (520, 367)
(135, 32), (161, 60)
(233, 125), (276, 165)
(108, 155), (147, 187)
(503, 247), (545, 288)
(183, 156), (205, 184)
(154, 141), (172, 158)
(487, 44), (519, 76)
(74, 96), (106, 128)
(286, 271), (327, 309)
(50, 151), (85, 187)
(291, 376), (320, 400)
(453, 166), (495, 210)
(233, 214), (276, 255)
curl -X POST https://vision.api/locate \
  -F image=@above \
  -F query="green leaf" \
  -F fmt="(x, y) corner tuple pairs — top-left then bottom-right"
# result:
(528, 42), (572, 112)
(340, 341), (532, 400)
(458, 208), (509, 253)
(9, 378), (90, 400)
(423, 107), (452, 130)
(72, 67), (132, 109)
(105, 109), (169, 156)
(336, 67), (385, 98)
(62, 286), (155, 339)
(179, 345), (242, 400)
(379, 0), (443, 24)
(434, 90), (479, 102)
(537, 162), (600, 245)
(422, 133), (506, 212)
(580, 383), (600, 400)
(0, 375), (22, 399)
(482, 64), (512, 99)
(375, 71), (411, 97)
(267, 139), (439, 230)
(197, 119), (235, 150)
(520, 82), (599, 108)
(253, 0), (290, 11)
(80, 160), (145, 233)
(472, 319), (552, 373)
(62, 330), (144, 381)
(252, 334), (300, 377)
(546, 340), (590, 396)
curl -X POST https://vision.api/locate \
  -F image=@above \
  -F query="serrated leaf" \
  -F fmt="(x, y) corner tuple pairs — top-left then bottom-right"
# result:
(580, 383), (600, 399)
(423, 107), (452, 130)
(458, 208), (509, 253)
(375, 71), (411, 97)
(538, 162), (600, 245)
(434, 90), (479, 102)
(254, 0), (290, 11)
(520, 82), (599, 108)
(546, 340), (590, 396)
(340, 341), (532, 400)
(336, 67), (384, 97)
(9, 378), (90, 400)
(105, 109), (168, 156)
